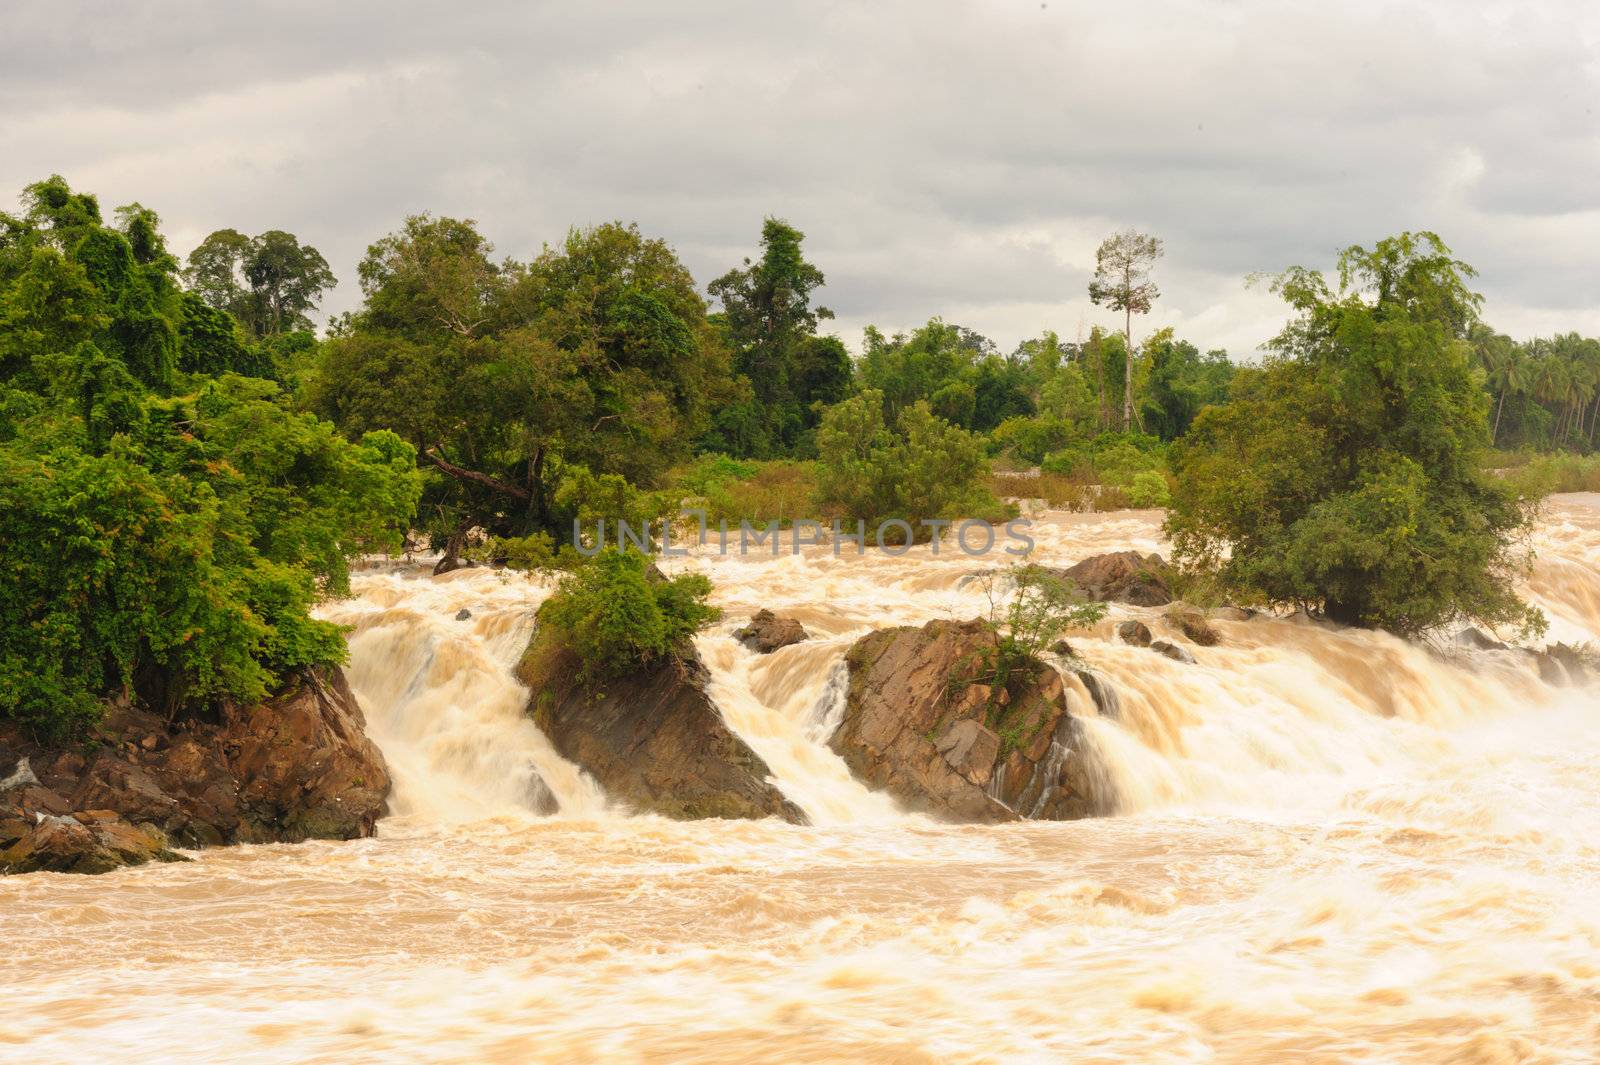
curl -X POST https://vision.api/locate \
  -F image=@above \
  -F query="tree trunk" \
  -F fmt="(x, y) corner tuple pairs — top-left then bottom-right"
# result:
(1492, 388), (1506, 446)
(432, 516), (473, 576)
(1123, 306), (1133, 431)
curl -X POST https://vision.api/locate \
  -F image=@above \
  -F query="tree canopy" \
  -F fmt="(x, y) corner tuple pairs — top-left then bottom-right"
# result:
(1166, 232), (1544, 637)
(0, 177), (419, 739)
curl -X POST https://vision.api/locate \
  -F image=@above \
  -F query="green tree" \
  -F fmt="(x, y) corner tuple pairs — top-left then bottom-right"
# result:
(814, 389), (1011, 537)
(1088, 229), (1163, 431)
(706, 219), (848, 455)
(1167, 232), (1544, 637)
(1, 178), (419, 739)
(185, 228), (336, 337)
(537, 548), (720, 681)
(313, 215), (734, 567)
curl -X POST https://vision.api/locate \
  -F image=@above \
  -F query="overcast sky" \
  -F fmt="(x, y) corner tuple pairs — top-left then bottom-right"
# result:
(3, 1), (1597, 357)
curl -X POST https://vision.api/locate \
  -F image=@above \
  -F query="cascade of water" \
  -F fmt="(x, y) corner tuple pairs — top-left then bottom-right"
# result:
(319, 567), (608, 824)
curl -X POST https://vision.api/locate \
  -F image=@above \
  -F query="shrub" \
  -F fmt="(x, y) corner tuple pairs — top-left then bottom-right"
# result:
(815, 389), (1013, 538)
(960, 564), (1107, 712)
(538, 549), (720, 680)
(1126, 470), (1172, 508)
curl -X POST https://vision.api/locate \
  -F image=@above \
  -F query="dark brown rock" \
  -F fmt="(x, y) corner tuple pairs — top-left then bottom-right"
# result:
(517, 628), (804, 823)
(0, 813), (186, 875)
(830, 619), (1112, 823)
(1116, 620), (1152, 647)
(1149, 639), (1196, 664)
(1054, 552), (1173, 606)
(1165, 608), (1220, 646)
(732, 610), (809, 654)
(2, 666), (391, 875)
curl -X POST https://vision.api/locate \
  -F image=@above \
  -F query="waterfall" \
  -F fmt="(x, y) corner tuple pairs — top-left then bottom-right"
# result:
(318, 566), (607, 824)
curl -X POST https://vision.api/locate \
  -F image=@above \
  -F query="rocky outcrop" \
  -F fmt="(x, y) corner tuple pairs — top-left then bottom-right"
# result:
(1, 812), (185, 875)
(733, 610), (809, 654)
(517, 628), (805, 823)
(2, 667), (391, 875)
(1054, 552), (1173, 606)
(829, 619), (1113, 823)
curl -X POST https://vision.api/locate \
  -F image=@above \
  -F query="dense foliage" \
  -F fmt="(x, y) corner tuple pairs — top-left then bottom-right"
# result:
(1166, 233), (1545, 637)
(814, 389), (1013, 538)
(704, 219), (851, 457)
(538, 549), (720, 680)
(0, 178), (419, 738)
(311, 215), (733, 569)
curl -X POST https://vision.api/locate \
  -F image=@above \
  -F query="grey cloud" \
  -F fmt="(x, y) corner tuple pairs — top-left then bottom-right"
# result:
(2, 0), (1597, 354)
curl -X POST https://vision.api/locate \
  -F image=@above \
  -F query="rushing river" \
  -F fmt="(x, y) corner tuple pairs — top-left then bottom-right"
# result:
(6, 499), (1600, 1064)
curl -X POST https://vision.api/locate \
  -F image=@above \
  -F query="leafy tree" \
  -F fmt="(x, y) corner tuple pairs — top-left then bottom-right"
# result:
(814, 389), (1011, 537)
(858, 319), (1032, 432)
(1, 178), (419, 739)
(1167, 232), (1544, 637)
(313, 215), (734, 567)
(706, 219), (849, 455)
(1088, 229), (1163, 430)
(185, 228), (336, 337)
(1139, 327), (1233, 440)
(2, 177), (183, 393)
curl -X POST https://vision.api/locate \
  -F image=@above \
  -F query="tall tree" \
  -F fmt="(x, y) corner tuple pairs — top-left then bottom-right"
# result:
(185, 228), (335, 337)
(706, 218), (848, 455)
(1088, 229), (1164, 430)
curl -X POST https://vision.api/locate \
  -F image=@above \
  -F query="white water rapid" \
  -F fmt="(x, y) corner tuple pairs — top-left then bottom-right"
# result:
(6, 497), (1600, 1063)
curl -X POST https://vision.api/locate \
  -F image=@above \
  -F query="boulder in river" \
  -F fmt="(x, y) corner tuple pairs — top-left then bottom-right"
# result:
(829, 619), (1113, 822)
(517, 627), (806, 823)
(733, 610), (809, 654)
(1164, 607), (1220, 646)
(1054, 552), (1173, 606)
(1, 812), (186, 875)
(1, 667), (391, 875)
(1116, 620), (1152, 647)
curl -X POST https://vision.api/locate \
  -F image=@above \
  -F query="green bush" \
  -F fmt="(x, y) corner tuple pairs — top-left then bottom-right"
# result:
(815, 389), (1014, 538)
(538, 549), (721, 680)
(1126, 470), (1172, 508)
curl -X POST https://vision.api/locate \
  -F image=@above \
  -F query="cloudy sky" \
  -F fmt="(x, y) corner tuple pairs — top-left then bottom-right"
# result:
(3, 1), (1597, 357)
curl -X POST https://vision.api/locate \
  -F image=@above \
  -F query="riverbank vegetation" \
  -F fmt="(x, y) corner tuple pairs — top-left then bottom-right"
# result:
(0, 178), (418, 739)
(6, 172), (1596, 731)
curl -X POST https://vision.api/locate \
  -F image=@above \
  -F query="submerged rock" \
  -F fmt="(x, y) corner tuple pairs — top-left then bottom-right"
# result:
(1149, 640), (1196, 664)
(1074, 670), (1123, 719)
(517, 628), (805, 823)
(733, 610), (809, 654)
(830, 619), (1112, 823)
(2, 666), (391, 875)
(1054, 552), (1173, 607)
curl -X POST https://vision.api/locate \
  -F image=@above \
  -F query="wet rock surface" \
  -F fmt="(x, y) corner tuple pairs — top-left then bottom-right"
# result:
(1116, 620), (1153, 646)
(732, 610), (809, 654)
(830, 619), (1114, 822)
(1, 667), (391, 875)
(1052, 551), (1173, 607)
(518, 628), (806, 823)
(1164, 607), (1220, 646)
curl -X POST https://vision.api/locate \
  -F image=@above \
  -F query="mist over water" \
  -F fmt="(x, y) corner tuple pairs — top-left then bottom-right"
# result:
(6, 500), (1600, 1063)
